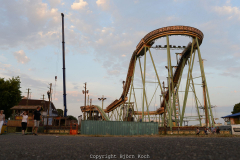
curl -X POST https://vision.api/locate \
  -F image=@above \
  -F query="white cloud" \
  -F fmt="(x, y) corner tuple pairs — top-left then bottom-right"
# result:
(48, 0), (61, 8)
(134, 0), (139, 4)
(28, 68), (36, 71)
(4, 64), (11, 68)
(96, 0), (109, 10)
(0, 62), (11, 70)
(96, 0), (106, 6)
(107, 70), (120, 75)
(213, 6), (240, 20)
(0, 54), (7, 62)
(13, 50), (30, 64)
(71, 0), (88, 10)
(0, 0), (64, 49)
(96, 38), (104, 45)
(87, 10), (92, 14)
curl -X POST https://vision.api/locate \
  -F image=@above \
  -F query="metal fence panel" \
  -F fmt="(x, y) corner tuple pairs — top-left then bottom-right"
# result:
(81, 120), (158, 135)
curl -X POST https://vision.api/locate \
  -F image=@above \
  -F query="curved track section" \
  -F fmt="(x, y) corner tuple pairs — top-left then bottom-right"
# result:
(95, 105), (110, 121)
(106, 26), (204, 115)
(81, 105), (110, 121)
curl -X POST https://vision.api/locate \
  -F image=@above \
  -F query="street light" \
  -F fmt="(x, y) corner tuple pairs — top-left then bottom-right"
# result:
(98, 95), (107, 110)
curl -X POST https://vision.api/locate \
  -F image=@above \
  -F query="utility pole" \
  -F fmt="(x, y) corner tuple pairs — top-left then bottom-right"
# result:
(159, 94), (162, 127)
(41, 94), (45, 100)
(98, 95), (107, 110)
(47, 83), (52, 126)
(88, 95), (89, 106)
(82, 82), (89, 107)
(51, 88), (53, 102)
(25, 88), (31, 106)
(90, 98), (93, 120)
(41, 94), (45, 111)
(61, 13), (67, 117)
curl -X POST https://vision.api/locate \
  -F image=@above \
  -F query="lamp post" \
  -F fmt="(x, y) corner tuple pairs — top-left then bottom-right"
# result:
(82, 82), (89, 107)
(98, 95), (107, 110)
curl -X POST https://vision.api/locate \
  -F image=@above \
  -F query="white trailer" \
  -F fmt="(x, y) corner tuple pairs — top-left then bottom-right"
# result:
(231, 124), (240, 135)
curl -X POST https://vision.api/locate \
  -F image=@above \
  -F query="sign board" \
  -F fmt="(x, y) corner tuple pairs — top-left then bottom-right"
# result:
(231, 124), (240, 135)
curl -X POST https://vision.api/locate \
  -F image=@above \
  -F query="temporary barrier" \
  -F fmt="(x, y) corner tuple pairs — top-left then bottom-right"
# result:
(81, 120), (158, 135)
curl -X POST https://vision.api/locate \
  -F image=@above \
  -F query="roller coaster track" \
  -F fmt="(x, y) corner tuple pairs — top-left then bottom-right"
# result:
(81, 105), (110, 121)
(105, 26), (203, 115)
(81, 26), (204, 119)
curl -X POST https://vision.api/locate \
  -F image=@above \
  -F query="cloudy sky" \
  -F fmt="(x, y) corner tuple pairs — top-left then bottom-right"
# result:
(1, 0), (240, 125)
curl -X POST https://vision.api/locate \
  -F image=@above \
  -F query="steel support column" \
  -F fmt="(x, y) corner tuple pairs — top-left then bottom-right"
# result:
(148, 47), (171, 124)
(166, 35), (173, 130)
(132, 86), (139, 121)
(138, 51), (150, 122)
(195, 37), (214, 127)
(188, 51), (202, 126)
(175, 57), (187, 121)
(180, 39), (195, 126)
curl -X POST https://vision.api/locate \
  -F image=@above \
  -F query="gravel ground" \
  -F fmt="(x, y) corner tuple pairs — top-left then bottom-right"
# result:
(0, 134), (239, 160)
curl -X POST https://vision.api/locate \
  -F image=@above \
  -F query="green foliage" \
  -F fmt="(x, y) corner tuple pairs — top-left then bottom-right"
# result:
(57, 109), (63, 116)
(67, 115), (77, 121)
(0, 76), (22, 118)
(232, 103), (240, 114)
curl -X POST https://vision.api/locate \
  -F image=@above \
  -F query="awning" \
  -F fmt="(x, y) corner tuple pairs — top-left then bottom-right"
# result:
(11, 105), (41, 110)
(221, 112), (240, 118)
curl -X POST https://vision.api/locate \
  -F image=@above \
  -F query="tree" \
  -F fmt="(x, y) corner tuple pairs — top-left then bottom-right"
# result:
(232, 103), (240, 114)
(57, 109), (63, 116)
(67, 115), (77, 121)
(0, 76), (22, 119)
